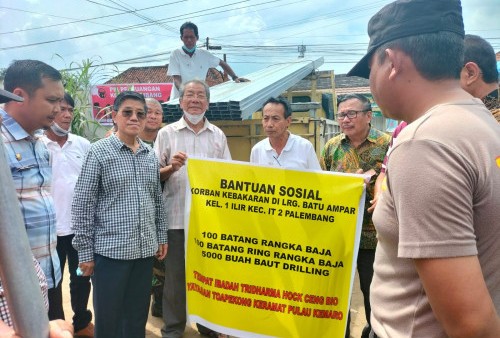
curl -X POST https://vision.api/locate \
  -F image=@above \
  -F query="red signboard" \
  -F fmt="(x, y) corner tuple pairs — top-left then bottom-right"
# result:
(90, 83), (173, 125)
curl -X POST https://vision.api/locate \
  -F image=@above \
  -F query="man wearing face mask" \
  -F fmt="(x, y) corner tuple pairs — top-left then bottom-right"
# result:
(154, 79), (231, 338)
(42, 93), (94, 337)
(167, 21), (249, 100)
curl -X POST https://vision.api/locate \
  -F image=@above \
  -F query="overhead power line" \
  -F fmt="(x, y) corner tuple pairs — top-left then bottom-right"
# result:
(0, 0), (273, 50)
(0, 1), (186, 35)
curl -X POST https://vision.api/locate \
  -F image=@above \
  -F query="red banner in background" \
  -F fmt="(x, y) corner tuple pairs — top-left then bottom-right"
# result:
(90, 83), (173, 125)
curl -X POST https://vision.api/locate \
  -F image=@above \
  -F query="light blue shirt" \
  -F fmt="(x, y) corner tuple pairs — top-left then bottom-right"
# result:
(1, 109), (61, 288)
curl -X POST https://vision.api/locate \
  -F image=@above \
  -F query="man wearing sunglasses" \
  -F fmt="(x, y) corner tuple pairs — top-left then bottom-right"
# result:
(319, 93), (390, 338)
(72, 91), (168, 338)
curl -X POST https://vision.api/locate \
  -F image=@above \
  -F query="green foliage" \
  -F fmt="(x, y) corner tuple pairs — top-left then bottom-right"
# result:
(57, 56), (118, 142)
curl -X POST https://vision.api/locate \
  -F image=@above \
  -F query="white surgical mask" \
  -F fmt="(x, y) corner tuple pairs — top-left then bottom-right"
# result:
(50, 122), (70, 136)
(183, 111), (205, 125)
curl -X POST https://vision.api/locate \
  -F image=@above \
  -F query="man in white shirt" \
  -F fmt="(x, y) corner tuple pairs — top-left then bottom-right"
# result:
(167, 21), (249, 99)
(154, 79), (231, 338)
(250, 97), (321, 170)
(42, 93), (93, 337)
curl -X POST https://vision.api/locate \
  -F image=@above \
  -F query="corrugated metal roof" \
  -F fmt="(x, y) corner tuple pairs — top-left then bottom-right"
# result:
(164, 57), (324, 122)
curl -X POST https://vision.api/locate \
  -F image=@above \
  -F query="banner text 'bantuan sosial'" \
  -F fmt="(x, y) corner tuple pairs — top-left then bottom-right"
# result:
(186, 158), (365, 338)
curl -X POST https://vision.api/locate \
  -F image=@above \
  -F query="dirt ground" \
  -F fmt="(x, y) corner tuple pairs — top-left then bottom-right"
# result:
(62, 269), (367, 337)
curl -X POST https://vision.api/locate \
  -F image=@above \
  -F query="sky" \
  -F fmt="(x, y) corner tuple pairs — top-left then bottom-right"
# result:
(1, 0), (499, 84)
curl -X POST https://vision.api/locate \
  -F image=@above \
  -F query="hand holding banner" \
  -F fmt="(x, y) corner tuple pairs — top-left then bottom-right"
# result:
(186, 158), (365, 337)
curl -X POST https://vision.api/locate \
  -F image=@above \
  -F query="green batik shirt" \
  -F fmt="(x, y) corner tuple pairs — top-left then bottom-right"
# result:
(320, 126), (390, 249)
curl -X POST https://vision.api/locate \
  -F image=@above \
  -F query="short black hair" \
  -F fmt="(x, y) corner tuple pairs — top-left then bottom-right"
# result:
(63, 92), (74, 108)
(180, 22), (198, 38)
(113, 91), (148, 113)
(338, 94), (372, 112)
(4, 60), (62, 97)
(262, 97), (292, 118)
(464, 34), (498, 84)
(377, 31), (464, 81)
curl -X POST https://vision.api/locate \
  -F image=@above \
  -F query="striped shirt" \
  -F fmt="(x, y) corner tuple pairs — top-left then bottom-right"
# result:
(1, 109), (61, 288)
(154, 117), (231, 229)
(72, 134), (168, 263)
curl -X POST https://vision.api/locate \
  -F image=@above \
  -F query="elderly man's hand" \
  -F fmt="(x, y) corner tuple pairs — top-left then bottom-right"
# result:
(355, 168), (376, 185)
(170, 152), (187, 172)
(156, 244), (168, 260)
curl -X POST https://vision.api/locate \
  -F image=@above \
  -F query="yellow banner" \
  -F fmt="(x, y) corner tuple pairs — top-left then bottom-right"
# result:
(186, 158), (365, 338)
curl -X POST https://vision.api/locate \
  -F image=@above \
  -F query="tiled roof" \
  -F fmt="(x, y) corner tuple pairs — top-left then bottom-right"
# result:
(105, 65), (225, 87)
(289, 71), (370, 91)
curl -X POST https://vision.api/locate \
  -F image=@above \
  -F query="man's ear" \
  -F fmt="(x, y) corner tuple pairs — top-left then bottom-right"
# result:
(386, 48), (403, 80)
(111, 110), (117, 122)
(366, 110), (372, 122)
(12, 88), (27, 100)
(462, 62), (481, 86)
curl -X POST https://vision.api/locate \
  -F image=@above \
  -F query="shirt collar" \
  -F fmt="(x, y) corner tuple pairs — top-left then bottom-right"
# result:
(109, 133), (149, 153)
(174, 115), (214, 134)
(264, 131), (293, 151)
(43, 131), (75, 145)
(1, 109), (32, 141)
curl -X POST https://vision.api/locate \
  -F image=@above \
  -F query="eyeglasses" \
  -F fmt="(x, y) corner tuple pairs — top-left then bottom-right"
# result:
(183, 93), (207, 100)
(121, 110), (147, 120)
(337, 110), (368, 120)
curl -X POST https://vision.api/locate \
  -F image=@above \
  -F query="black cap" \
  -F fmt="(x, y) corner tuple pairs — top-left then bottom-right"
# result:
(0, 89), (24, 104)
(347, 0), (464, 79)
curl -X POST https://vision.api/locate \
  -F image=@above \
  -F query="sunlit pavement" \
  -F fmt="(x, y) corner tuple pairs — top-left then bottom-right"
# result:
(62, 268), (367, 337)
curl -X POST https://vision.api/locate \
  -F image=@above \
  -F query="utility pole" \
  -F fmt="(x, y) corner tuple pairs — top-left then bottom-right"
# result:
(206, 37), (221, 51)
(206, 37), (226, 80)
(298, 44), (306, 58)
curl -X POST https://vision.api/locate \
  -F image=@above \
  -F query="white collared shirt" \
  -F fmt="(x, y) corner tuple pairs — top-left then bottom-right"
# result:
(167, 48), (221, 99)
(42, 133), (90, 236)
(250, 132), (321, 170)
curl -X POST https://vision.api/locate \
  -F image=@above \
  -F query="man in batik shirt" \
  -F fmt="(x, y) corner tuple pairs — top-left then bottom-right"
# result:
(320, 93), (390, 338)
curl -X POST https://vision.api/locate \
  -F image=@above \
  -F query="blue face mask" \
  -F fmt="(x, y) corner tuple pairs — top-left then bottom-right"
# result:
(183, 45), (196, 53)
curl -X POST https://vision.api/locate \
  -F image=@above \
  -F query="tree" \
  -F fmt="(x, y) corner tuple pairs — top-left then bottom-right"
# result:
(58, 57), (119, 141)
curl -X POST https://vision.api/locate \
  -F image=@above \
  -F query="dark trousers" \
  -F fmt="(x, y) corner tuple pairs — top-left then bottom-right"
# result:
(92, 254), (153, 338)
(161, 230), (215, 338)
(345, 249), (375, 338)
(55, 234), (92, 331)
(161, 230), (186, 338)
(47, 281), (64, 320)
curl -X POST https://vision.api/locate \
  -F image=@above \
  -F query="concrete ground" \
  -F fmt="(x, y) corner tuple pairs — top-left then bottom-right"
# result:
(62, 269), (367, 337)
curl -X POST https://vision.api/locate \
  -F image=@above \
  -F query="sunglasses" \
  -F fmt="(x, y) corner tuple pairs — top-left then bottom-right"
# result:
(120, 110), (147, 120)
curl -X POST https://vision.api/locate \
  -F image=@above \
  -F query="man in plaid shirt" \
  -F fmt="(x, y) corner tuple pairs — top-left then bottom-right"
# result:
(72, 91), (168, 338)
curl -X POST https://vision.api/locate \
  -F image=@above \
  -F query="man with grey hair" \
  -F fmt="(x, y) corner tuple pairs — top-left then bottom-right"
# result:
(460, 34), (500, 122)
(348, 0), (500, 336)
(154, 79), (231, 338)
